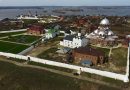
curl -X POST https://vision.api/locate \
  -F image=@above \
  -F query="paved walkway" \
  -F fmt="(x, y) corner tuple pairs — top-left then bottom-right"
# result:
(0, 39), (29, 46)
(108, 48), (113, 57)
(0, 57), (123, 89)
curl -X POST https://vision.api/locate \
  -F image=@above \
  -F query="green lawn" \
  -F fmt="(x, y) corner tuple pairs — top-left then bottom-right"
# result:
(0, 41), (29, 54)
(0, 61), (120, 90)
(0, 31), (26, 37)
(111, 47), (128, 67)
(1, 35), (41, 44)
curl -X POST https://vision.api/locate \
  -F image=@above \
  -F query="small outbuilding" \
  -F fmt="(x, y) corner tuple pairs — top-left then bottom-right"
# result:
(45, 29), (59, 39)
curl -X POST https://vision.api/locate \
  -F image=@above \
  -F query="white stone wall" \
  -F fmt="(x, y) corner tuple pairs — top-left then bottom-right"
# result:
(0, 51), (129, 82)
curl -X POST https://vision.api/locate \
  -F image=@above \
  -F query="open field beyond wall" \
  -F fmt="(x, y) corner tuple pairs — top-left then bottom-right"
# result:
(0, 60), (122, 90)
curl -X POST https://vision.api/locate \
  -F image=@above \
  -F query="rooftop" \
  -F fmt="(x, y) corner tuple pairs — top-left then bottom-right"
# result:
(73, 47), (105, 56)
(47, 29), (58, 33)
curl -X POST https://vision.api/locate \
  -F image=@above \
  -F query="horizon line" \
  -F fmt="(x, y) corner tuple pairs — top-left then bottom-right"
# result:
(0, 5), (130, 7)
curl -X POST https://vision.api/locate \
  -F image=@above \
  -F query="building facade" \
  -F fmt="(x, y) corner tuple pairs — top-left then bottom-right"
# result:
(60, 32), (89, 48)
(27, 25), (44, 35)
(86, 18), (118, 47)
(72, 47), (105, 65)
(45, 29), (60, 39)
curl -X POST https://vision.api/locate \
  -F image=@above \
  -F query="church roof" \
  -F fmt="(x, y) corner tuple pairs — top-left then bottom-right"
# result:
(47, 29), (58, 33)
(64, 34), (85, 41)
(74, 47), (105, 56)
(64, 35), (75, 41)
(100, 18), (110, 25)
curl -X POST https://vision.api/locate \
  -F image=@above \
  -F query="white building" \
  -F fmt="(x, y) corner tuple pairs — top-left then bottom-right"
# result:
(45, 29), (59, 39)
(86, 18), (118, 46)
(17, 15), (39, 20)
(60, 32), (89, 48)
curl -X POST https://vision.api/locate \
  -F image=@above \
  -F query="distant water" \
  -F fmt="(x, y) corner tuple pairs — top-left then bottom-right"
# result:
(0, 6), (130, 20)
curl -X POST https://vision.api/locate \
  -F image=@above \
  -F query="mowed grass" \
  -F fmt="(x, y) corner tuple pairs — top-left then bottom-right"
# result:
(1, 35), (41, 44)
(111, 47), (128, 67)
(0, 61), (120, 90)
(0, 31), (26, 37)
(0, 41), (29, 54)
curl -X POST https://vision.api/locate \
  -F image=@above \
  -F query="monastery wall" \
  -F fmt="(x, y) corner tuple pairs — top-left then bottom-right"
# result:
(0, 46), (129, 83)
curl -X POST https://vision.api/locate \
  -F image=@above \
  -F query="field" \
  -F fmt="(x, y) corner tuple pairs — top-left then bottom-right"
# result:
(0, 61), (121, 90)
(111, 25), (130, 35)
(1, 35), (41, 44)
(109, 47), (128, 73)
(37, 36), (66, 62)
(0, 41), (29, 54)
(89, 45), (128, 74)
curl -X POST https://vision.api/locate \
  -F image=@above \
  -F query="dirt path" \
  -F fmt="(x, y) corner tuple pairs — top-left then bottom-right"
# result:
(27, 41), (59, 57)
(27, 44), (51, 57)
(108, 48), (112, 57)
(0, 39), (29, 46)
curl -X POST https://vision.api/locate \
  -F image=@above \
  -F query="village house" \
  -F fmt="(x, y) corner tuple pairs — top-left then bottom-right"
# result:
(72, 47), (105, 65)
(45, 29), (60, 39)
(27, 25), (44, 35)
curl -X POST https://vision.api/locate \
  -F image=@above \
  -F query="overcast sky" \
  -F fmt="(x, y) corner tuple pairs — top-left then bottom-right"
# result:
(0, 0), (130, 6)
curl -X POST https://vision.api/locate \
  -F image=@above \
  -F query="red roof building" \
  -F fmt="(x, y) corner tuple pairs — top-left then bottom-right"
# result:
(72, 47), (105, 65)
(27, 25), (44, 35)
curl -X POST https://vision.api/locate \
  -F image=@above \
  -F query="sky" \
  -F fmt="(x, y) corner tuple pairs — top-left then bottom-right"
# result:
(0, 0), (130, 6)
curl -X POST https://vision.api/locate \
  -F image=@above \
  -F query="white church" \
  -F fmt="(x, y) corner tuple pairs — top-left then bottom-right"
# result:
(86, 18), (118, 46)
(60, 31), (89, 48)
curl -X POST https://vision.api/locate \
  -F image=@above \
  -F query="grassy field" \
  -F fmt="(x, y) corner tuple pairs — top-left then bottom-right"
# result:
(0, 61), (121, 90)
(111, 47), (127, 67)
(37, 47), (66, 63)
(0, 41), (29, 54)
(1, 35), (41, 44)
(110, 47), (128, 73)
(38, 48), (58, 60)
(111, 25), (130, 35)
(0, 31), (26, 37)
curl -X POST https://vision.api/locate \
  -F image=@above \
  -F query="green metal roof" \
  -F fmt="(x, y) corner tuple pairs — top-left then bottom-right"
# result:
(47, 29), (58, 33)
